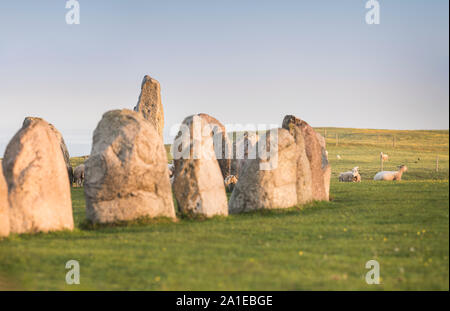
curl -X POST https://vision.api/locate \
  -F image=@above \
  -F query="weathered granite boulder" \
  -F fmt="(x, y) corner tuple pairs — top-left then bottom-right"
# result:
(281, 117), (313, 204)
(316, 132), (331, 199)
(23, 117), (73, 186)
(2, 118), (73, 234)
(228, 128), (299, 213)
(172, 115), (228, 217)
(197, 113), (232, 179)
(84, 109), (175, 223)
(133, 75), (164, 138)
(282, 115), (330, 201)
(0, 164), (9, 237)
(230, 131), (259, 177)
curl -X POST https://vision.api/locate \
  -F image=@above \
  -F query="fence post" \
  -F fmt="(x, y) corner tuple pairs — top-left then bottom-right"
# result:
(436, 155), (439, 172)
(336, 133), (338, 147)
(324, 129), (327, 138)
(393, 135), (396, 148)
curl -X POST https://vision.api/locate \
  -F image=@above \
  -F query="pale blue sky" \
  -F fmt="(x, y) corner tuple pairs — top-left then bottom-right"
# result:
(0, 1), (448, 155)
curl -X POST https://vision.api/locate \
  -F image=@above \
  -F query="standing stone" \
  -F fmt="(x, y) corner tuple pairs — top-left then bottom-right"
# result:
(281, 117), (313, 204)
(197, 113), (231, 179)
(172, 115), (228, 217)
(229, 128), (299, 213)
(316, 132), (331, 199)
(230, 131), (259, 178)
(282, 115), (330, 201)
(0, 163), (9, 238)
(23, 117), (73, 186)
(2, 118), (73, 234)
(133, 75), (164, 138)
(84, 109), (175, 224)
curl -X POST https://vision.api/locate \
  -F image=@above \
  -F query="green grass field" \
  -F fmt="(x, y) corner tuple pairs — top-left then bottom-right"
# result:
(0, 128), (448, 290)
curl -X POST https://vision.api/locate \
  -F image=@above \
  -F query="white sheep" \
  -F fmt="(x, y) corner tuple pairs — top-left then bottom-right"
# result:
(168, 163), (174, 178)
(224, 175), (238, 192)
(338, 167), (361, 182)
(336, 154), (342, 160)
(380, 152), (389, 161)
(374, 165), (408, 181)
(73, 164), (85, 187)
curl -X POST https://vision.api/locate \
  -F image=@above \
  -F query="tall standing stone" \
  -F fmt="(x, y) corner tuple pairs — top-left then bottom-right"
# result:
(23, 117), (73, 186)
(197, 113), (231, 179)
(281, 117), (313, 204)
(0, 163), (9, 237)
(172, 115), (228, 217)
(84, 109), (175, 224)
(228, 128), (299, 213)
(2, 118), (73, 234)
(282, 115), (330, 201)
(230, 131), (259, 178)
(316, 132), (331, 199)
(133, 75), (164, 138)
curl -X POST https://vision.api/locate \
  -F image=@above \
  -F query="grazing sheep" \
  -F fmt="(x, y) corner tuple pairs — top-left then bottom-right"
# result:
(73, 164), (85, 187)
(339, 167), (361, 182)
(168, 163), (174, 178)
(374, 165), (408, 181)
(224, 175), (238, 192)
(354, 171), (361, 182)
(380, 152), (389, 161)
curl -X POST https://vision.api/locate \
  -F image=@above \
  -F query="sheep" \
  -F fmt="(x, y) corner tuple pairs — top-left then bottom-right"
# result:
(336, 154), (342, 160)
(73, 164), (85, 187)
(354, 170), (361, 182)
(338, 167), (361, 182)
(224, 175), (238, 192)
(373, 165), (408, 181)
(380, 152), (389, 161)
(168, 163), (174, 178)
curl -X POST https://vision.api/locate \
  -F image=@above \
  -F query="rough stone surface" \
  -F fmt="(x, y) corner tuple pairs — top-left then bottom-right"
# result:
(230, 131), (259, 177)
(197, 113), (231, 179)
(281, 117), (313, 204)
(282, 115), (330, 201)
(172, 115), (228, 217)
(228, 128), (299, 213)
(2, 118), (73, 234)
(0, 164), (9, 237)
(133, 75), (164, 138)
(84, 109), (175, 223)
(316, 132), (331, 199)
(24, 117), (74, 186)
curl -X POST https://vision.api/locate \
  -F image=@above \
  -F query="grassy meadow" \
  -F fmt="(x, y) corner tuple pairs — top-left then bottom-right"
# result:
(0, 128), (448, 290)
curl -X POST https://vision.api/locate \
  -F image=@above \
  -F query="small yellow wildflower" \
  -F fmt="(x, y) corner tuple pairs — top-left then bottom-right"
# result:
(298, 251), (304, 256)
(154, 276), (161, 282)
